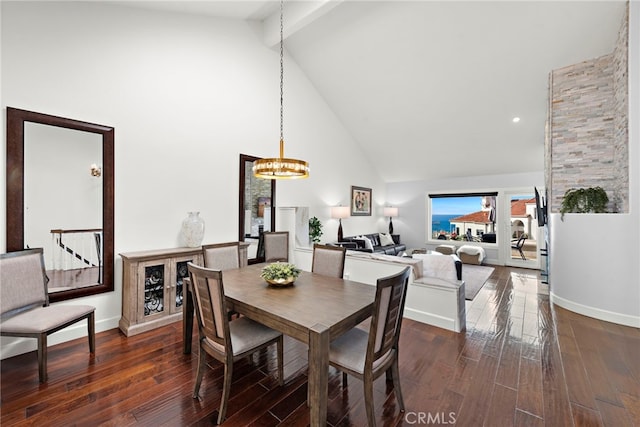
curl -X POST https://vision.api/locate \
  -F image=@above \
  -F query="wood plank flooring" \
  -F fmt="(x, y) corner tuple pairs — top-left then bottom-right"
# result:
(2, 266), (639, 426)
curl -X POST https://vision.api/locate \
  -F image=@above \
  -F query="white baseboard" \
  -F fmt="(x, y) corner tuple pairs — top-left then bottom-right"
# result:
(404, 307), (461, 332)
(550, 292), (640, 328)
(0, 315), (121, 360)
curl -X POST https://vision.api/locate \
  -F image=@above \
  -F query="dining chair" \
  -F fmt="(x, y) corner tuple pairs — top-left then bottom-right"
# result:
(0, 248), (95, 383)
(263, 231), (289, 262)
(202, 242), (242, 321)
(328, 266), (411, 427)
(311, 244), (347, 278)
(202, 242), (241, 270)
(188, 262), (284, 424)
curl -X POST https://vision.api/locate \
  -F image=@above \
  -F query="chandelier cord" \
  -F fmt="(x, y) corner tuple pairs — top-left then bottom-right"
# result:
(279, 0), (284, 146)
(252, 0), (308, 179)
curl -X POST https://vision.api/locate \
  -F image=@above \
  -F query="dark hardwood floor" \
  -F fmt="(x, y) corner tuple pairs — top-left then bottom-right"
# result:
(2, 266), (639, 426)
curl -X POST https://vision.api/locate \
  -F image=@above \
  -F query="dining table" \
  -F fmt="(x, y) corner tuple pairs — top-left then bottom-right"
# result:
(182, 263), (376, 426)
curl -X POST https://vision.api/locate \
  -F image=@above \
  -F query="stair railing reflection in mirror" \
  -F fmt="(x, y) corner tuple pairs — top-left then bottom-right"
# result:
(48, 228), (102, 293)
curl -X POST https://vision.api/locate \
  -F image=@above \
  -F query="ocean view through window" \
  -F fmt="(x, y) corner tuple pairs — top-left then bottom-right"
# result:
(428, 193), (498, 242)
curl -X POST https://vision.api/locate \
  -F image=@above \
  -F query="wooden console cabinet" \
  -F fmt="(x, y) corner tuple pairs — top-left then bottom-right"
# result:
(119, 247), (203, 337)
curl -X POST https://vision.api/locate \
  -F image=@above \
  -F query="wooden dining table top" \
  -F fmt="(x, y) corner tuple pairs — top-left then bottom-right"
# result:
(221, 263), (376, 343)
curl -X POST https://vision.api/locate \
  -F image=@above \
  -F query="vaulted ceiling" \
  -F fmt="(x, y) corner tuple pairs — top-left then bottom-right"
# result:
(114, 0), (627, 182)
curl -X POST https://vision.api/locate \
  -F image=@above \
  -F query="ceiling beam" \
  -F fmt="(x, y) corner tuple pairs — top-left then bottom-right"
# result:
(262, 0), (343, 47)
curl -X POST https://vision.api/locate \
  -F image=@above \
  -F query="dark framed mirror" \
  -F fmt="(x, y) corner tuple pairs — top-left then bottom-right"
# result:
(6, 107), (114, 303)
(238, 154), (275, 264)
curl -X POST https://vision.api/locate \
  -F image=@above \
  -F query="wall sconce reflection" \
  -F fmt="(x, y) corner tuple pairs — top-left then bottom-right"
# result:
(90, 163), (102, 177)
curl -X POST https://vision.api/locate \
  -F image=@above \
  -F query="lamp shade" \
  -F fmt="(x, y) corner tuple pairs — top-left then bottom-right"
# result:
(331, 206), (350, 219)
(384, 207), (399, 217)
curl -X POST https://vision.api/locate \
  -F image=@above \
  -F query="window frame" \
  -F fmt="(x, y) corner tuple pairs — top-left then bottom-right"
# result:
(426, 191), (499, 246)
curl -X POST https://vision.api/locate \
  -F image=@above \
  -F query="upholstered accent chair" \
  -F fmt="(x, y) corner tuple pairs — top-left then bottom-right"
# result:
(188, 262), (284, 424)
(311, 244), (347, 278)
(0, 248), (95, 383)
(263, 231), (289, 262)
(329, 266), (411, 427)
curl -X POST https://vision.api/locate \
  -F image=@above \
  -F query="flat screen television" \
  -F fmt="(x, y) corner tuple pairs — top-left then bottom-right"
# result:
(534, 187), (547, 226)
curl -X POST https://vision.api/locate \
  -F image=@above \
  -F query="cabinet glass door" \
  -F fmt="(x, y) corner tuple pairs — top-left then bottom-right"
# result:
(175, 260), (190, 310)
(144, 264), (165, 316)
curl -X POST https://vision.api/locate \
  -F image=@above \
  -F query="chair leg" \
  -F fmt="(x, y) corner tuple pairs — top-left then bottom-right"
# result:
(363, 372), (376, 427)
(390, 358), (405, 411)
(88, 312), (96, 353)
(342, 372), (348, 387)
(217, 361), (233, 424)
(277, 336), (284, 386)
(306, 346), (311, 406)
(37, 333), (47, 383)
(519, 249), (526, 260)
(193, 345), (207, 398)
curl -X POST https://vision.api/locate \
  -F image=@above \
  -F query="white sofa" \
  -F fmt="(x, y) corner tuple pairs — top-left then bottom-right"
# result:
(410, 253), (466, 332)
(293, 248), (466, 332)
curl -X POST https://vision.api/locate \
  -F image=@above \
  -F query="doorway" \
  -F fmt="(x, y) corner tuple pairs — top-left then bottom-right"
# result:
(502, 190), (540, 269)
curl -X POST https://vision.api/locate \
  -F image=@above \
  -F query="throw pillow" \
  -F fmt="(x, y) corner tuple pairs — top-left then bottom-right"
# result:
(379, 232), (395, 246)
(364, 236), (374, 250)
(355, 236), (374, 251)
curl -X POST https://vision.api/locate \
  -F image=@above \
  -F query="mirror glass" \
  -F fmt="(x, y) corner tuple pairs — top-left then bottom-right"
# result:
(24, 123), (103, 292)
(238, 154), (275, 264)
(6, 107), (114, 302)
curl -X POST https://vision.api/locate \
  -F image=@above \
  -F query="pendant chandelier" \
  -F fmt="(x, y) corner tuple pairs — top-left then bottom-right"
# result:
(253, 0), (309, 179)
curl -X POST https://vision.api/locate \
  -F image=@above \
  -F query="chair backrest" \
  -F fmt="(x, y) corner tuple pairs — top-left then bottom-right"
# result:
(311, 244), (347, 278)
(366, 266), (411, 367)
(202, 242), (240, 270)
(0, 248), (49, 317)
(514, 235), (526, 249)
(263, 231), (289, 262)
(187, 262), (231, 354)
(465, 229), (473, 241)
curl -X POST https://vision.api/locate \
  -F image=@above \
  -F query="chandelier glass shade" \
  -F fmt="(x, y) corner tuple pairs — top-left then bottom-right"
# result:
(253, 140), (309, 179)
(253, 0), (309, 180)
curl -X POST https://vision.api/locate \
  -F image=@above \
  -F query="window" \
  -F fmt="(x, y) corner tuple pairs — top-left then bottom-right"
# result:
(428, 193), (497, 243)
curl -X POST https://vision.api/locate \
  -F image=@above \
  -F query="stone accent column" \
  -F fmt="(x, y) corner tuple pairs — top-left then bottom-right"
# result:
(547, 4), (629, 214)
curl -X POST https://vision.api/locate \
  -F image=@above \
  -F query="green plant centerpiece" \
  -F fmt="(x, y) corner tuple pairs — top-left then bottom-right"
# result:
(560, 187), (609, 220)
(260, 262), (302, 287)
(309, 216), (323, 243)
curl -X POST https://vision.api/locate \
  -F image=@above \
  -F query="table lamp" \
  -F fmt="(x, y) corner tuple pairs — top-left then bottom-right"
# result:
(383, 207), (398, 234)
(331, 206), (350, 242)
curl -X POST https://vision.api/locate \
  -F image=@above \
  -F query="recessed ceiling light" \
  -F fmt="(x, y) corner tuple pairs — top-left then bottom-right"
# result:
(512, 117), (521, 123)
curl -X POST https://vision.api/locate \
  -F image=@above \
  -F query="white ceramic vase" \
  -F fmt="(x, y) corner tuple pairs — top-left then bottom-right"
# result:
(181, 212), (205, 248)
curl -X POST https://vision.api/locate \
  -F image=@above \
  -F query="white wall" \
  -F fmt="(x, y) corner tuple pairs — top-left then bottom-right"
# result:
(548, 1), (640, 327)
(0, 2), (386, 358)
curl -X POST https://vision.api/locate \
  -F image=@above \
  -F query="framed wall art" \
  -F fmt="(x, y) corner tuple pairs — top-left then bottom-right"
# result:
(351, 186), (372, 216)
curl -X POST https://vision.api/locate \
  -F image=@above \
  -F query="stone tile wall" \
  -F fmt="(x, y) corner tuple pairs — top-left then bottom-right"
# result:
(549, 54), (615, 212)
(548, 4), (629, 213)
